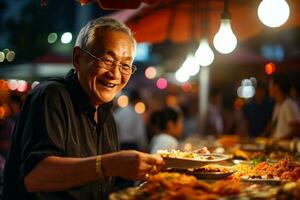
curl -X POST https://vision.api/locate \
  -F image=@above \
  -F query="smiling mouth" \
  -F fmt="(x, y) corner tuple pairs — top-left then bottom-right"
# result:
(98, 80), (117, 88)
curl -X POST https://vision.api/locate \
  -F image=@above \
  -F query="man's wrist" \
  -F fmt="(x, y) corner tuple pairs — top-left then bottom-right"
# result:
(96, 155), (106, 180)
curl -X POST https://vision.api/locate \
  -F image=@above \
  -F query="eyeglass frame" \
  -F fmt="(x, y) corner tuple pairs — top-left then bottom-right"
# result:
(79, 47), (137, 75)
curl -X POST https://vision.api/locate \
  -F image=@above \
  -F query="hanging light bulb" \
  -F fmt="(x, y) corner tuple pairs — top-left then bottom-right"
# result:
(213, 0), (237, 54)
(182, 54), (200, 76)
(258, 0), (290, 28)
(194, 38), (214, 67)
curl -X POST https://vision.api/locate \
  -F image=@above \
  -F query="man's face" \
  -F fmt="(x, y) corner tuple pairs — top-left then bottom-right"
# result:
(74, 30), (135, 105)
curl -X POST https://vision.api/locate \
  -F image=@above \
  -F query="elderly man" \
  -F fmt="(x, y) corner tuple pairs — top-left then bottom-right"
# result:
(3, 17), (164, 200)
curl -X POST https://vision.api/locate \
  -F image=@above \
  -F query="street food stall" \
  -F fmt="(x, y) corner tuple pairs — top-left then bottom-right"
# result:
(110, 137), (300, 199)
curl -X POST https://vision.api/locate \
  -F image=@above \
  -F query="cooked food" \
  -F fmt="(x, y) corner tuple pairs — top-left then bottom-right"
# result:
(109, 172), (241, 200)
(156, 149), (225, 161)
(142, 173), (240, 200)
(231, 164), (254, 178)
(188, 165), (233, 174)
(254, 158), (300, 181)
(233, 157), (300, 182)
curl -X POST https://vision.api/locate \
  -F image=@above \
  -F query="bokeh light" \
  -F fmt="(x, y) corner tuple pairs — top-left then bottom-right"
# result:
(145, 66), (157, 79)
(234, 98), (244, 110)
(48, 32), (58, 44)
(156, 78), (168, 89)
(265, 62), (276, 75)
(181, 82), (192, 92)
(17, 80), (28, 92)
(134, 102), (146, 114)
(117, 95), (129, 108)
(6, 51), (15, 62)
(0, 52), (5, 62)
(7, 79), (18, 90)
(61, 32), (72, 44)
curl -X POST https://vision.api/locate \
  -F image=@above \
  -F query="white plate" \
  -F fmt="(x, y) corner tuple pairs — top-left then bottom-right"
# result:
(187, 170), (236, 179)
(163, 154), (229, 169)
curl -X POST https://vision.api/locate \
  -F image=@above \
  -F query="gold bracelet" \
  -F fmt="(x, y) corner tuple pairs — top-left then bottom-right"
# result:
(96, 155), (104, 180)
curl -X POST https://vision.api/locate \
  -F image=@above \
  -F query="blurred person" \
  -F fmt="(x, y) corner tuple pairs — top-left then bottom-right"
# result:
(289, 77), (300, 134)
(205, 88), (224, 137)
(181, 98), (200, 139)
(290, 77), (300, 109)
(0, 94), (23, 159)
(268, 73), (300, 139)
(114, 89), (147, 151)
(149, 107), (183, 154)
(242, 81), (274, 137)
(113, 89), (147, 190)
(3, 17), (164, 200)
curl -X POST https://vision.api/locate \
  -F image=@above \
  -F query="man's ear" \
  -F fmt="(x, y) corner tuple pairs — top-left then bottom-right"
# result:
(73, 46), (81, 71)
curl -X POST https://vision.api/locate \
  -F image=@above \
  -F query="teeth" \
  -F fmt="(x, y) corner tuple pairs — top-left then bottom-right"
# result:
(98, 80), (116, 88)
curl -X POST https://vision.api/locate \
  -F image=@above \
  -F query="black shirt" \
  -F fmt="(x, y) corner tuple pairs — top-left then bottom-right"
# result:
(3, 69), (119, 200)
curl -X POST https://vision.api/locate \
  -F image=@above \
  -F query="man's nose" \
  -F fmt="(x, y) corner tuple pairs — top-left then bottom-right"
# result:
(108, 63), (122, 78)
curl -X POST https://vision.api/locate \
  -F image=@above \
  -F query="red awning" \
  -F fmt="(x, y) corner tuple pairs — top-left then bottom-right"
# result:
(41, 0), (161, 9)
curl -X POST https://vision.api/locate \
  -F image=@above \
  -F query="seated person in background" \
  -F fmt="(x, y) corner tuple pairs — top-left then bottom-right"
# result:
(206, 88), (224, 137)
(242, 81), (274, 138)
(149, 107), (183, 154)
(114, 89), (147, 151)
(268, 73), (300, 139)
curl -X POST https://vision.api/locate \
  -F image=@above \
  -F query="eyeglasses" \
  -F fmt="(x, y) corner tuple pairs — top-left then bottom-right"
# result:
(79, 48), (137, 75)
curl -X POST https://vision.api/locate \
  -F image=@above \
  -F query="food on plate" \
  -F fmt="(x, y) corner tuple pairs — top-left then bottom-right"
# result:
(156, 149), (226, 161)
(253, 158), (300, 181)
(232, 157), (300, 182)
(188, 165), (233, 174)
(166, 165), (236, 179)
(110, 172), (241, 200)
(231, 164), (254, 178)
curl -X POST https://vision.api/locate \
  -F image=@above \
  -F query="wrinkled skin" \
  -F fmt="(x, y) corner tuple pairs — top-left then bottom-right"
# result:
(73, 30), (135, 106)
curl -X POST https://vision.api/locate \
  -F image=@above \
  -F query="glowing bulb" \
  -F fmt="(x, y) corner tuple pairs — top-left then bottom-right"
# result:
(175, 68), (190, 83)
(258, 0), (290, 28)
(213, 19), (237, 54)
(194, 38), (214, 67)
(181, 54), (200, 76)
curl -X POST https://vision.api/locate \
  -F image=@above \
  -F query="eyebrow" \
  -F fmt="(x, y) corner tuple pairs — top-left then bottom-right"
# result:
(103, 50), (133, 61)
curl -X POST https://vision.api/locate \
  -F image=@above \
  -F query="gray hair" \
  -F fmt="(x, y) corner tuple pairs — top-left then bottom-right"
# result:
(75, 17), (136, 51)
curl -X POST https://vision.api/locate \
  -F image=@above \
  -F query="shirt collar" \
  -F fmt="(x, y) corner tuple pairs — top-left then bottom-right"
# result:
(65, 69), (113, 122)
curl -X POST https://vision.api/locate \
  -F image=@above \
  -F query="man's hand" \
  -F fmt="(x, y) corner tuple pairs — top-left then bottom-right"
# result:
(101, 150), (165, 180)
(193, 147), (210, 154)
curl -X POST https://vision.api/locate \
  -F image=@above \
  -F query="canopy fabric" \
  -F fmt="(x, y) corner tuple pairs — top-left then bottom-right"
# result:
(125, 0), (300, 44)
(80, 0), (161, 9)
(41, 0), (161, 9)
